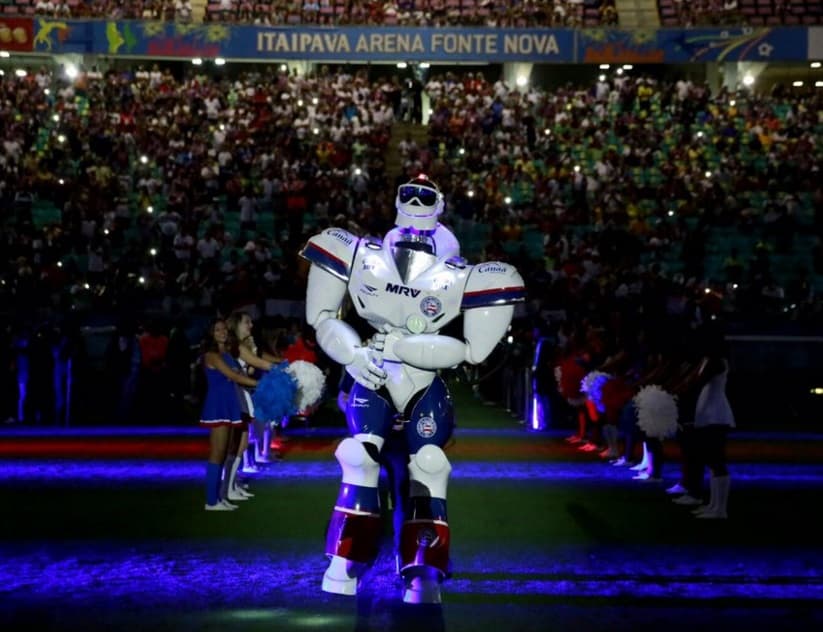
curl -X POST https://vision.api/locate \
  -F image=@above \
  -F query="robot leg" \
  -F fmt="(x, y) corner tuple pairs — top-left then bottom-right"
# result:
(399, 444), (452, 604)
(323, 438), (382, 595)
(323, 384), (394, 596)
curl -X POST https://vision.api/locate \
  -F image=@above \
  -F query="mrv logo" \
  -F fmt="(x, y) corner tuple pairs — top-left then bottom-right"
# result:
(386, 283), (421, 297)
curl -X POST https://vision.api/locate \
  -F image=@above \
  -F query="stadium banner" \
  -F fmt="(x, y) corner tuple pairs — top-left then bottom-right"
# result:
(578, 27), (810, 64)
(30, 21), (813, 63)
(0, 17), (35, 53)
(32, 21), (575, 62)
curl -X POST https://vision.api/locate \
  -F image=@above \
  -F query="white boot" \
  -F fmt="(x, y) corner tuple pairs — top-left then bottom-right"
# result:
(631, 442), (649, 471)
(692, 476), (717, 515)
(697, 475), (729, 519)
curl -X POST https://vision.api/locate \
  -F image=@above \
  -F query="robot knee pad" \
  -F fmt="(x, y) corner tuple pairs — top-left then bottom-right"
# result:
(409, 444), (451, 499)
(336, 437), (381, 488)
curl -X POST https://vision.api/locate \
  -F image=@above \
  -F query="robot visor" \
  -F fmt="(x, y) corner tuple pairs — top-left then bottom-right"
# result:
(398, 184), (439, 207)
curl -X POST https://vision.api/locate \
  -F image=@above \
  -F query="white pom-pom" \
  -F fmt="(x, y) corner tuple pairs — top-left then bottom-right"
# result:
(580, 371), (610, 395)
(285, 361), (326, 411)
(633, 385), (679, 439)
(580, 371), (611, 412)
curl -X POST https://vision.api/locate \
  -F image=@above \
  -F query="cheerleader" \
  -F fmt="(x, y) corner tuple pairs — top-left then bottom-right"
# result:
(200, 319), (258, 511)
(679, 322), (735, 519)
(224, 311), (276, 500)
(252, 324), (287, 464)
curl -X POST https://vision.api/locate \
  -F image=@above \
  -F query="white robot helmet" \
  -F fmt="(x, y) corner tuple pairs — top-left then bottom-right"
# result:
(394, 175), (445, 233)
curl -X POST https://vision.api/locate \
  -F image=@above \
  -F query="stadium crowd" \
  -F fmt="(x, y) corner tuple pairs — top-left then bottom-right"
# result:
(19, 0), (618, 27)
(1, 63), (821, 428)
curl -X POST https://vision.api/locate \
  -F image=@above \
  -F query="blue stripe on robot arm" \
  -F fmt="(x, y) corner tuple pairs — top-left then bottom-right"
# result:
(461, 286), (526, 309)
(301, 241), (351, 282)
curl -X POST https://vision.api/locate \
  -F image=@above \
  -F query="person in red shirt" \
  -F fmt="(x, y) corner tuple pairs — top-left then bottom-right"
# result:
(283, 326), (318, 364)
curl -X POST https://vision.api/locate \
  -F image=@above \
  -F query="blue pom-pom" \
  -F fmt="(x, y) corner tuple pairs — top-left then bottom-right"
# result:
(252, 362), (298, 422)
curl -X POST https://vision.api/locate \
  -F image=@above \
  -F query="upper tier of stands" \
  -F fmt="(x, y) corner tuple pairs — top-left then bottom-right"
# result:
(657, 0), (823, 26)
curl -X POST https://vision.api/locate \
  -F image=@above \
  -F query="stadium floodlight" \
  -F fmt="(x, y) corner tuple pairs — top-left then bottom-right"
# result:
(742, 73), (755, 86)
(191, 58), (202, 66)
(397, 62), (408, 69)
(0, 51), (9, 58)
(623, 64), (633, 70)
(516, 75), (528, 87)
(792, 81), (803, 87)
(280, 64), (288, 71)
(816, 81), (823, 88)
(14, 68), (26, 77)
(811, 62), (821, 69)
(215, 57), (226, 66)
(64, 63), (79, 80)
(599, 64), (609, 69)
(419, 62), (430, 69)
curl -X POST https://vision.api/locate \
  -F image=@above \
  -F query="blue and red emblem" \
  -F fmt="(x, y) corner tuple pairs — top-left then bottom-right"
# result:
(420, 296), (443, 318)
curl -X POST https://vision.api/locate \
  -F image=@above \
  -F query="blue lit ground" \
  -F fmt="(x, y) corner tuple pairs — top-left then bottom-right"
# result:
(2, 394), (823, 631)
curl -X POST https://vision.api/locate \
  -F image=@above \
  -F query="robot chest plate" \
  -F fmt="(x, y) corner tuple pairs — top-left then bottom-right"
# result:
(349, 250), (465, 333)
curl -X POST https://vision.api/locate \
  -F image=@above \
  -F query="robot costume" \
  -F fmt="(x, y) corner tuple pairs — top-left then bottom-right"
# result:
(300, 177), (525, 603)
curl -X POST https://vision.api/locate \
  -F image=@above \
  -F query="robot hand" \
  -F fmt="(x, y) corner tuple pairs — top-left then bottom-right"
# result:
(347, 343), (387, 391)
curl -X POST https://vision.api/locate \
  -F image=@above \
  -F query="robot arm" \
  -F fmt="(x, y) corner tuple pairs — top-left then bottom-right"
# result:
(392, 261), (525, 370)
(302, 229), (387, 390)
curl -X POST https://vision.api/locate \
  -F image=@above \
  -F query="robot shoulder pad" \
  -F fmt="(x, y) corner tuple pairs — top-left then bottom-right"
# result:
(461, 261), (526, 310)
(300, 228), (359, 282)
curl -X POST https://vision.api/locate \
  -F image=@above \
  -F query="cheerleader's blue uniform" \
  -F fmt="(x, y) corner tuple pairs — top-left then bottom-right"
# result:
(200, 352), (244, 427)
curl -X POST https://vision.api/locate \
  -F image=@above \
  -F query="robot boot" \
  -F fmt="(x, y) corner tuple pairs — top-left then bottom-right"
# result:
(399, 444), (452, 604)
